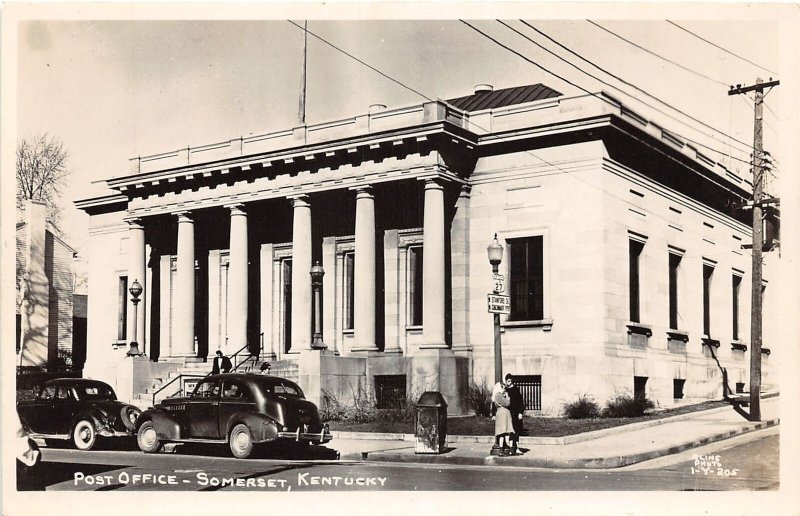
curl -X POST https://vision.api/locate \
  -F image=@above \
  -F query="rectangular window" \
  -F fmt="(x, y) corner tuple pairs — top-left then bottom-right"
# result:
(343, 252), (355, 330)
(668, 253), (681, 329)
(408, 246), (424, 326)
(374, 375), (407, 409)
(629, 240), (644, 322)
(282, 259), (292, 353)
(732, 275), (742, 340)
(509, 236), (544, 321)
(117, 276), (128, 341)
(703, 264), (714, 336)
(514, 375), (542, 411)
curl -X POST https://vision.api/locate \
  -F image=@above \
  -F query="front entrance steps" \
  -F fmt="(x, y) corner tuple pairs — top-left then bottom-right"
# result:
(129, 354), (296, 410)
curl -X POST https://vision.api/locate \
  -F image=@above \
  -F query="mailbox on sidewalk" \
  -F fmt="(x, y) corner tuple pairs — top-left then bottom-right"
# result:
(414, 391), (448, 454)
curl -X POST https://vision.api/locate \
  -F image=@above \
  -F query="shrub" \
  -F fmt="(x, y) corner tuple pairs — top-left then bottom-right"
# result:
(562, 394), (602, 419)
(460, 380), (492, 417)
(319, 387), (377, 423)
(602, 393), (655, 418)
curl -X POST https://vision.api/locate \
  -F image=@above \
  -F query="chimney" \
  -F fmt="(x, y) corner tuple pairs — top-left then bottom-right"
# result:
(474, 84), (494, 95)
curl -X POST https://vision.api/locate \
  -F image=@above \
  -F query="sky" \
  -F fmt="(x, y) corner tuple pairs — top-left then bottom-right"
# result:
(12, 9), (787, 261)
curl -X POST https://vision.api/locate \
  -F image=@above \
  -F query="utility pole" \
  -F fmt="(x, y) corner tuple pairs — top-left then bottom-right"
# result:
(728, 77), (779, 421)
(298, 20), (308, 125)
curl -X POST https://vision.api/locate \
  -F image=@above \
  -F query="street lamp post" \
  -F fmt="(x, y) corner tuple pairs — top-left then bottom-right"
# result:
(127, 279), (143, 357)
(487, 234), (504, 385)
(310, 261), (327, 350)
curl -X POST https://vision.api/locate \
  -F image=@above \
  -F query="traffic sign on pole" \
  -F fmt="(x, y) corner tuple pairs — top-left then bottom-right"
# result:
(487, 294), (510, 314)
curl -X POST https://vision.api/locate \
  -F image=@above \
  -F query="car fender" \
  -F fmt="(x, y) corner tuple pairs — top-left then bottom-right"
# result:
(71, 410), (107, 434)
(223, 412), (278, 443)
(135, 408), (182, 440)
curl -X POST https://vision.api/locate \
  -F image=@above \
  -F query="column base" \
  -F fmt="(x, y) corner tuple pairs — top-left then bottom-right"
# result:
(411, 348), (459, 414)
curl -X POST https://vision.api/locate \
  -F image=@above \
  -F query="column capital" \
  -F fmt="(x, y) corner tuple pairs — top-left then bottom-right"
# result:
(227, 203), (247, 216)
(288, 194), (310, 208)
(175, 211), (194, 223)
(126, 218), (144, 229)
(350, 185), (374, 199)
(421, 177), (445, 191)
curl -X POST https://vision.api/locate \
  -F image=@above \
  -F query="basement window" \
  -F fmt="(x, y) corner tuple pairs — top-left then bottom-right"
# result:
(374, 375), (406, 409)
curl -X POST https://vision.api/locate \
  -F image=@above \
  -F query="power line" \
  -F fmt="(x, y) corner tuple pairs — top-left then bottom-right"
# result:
(285, 19), (751, 256)
(513, 20), (754, 156)
(286, 20), (432, 103)
(586, 20), (729, 87)
(666, 20), (778, 76)
(459, 20), (749, 197)
(470, 20), (751, 167)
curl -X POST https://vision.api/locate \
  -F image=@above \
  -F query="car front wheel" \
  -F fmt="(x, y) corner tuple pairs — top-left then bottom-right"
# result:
(229, 424), (253, 459)
(137, 421), (162, 453)
(72, 420), (97, 450)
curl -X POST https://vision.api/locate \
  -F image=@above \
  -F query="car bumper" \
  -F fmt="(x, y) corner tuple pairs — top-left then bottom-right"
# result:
(277, 426), (332, 444)
(97, 429), (134, 438)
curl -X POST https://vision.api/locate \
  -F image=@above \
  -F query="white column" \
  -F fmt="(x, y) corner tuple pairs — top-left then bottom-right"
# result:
(227, 204), (248, 355)
(173, 212), (196, 357)
(127, 219), (146, 350)
(290, 196), (312, 351)
(353, 186), (378, 351)
(422, 179), (447, 348)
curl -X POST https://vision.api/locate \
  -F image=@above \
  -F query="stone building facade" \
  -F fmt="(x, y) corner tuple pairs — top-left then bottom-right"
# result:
(76, 84), (778, 414)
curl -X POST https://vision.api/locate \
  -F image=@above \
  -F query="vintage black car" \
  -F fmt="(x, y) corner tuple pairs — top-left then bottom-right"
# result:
(135, 373), (332, 459)
(17, 379), (142, 450)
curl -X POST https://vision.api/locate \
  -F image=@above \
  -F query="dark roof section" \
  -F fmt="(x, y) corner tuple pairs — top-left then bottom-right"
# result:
(446, 83), (562, 112)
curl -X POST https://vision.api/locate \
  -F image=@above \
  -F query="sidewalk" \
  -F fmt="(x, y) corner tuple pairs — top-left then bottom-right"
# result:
(328, 396), (780, 469)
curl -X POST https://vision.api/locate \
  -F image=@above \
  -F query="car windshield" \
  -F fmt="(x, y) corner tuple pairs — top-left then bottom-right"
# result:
(74, 384), (116, 401)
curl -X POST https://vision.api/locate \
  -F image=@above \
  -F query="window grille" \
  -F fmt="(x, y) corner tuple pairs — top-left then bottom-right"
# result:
(514, 375), (542, 411)
(374, 375), (407, 409)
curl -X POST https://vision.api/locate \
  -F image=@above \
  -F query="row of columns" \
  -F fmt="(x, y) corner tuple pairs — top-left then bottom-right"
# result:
(125, 178), (448, 358)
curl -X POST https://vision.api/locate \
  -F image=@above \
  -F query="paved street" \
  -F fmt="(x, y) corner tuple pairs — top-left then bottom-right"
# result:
(21, 428), (778, 492)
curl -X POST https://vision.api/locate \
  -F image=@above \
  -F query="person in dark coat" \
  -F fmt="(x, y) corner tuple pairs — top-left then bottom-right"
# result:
(504, 373), (525, 453)
(211, 350), (232, 374)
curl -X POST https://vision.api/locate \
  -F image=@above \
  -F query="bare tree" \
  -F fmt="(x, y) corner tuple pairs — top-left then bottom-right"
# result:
(16, 133), (69, 226)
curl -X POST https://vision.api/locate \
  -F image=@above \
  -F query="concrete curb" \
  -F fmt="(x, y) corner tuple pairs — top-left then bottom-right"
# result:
(333, 396), (779, 445)
(361, 418), (779, 469)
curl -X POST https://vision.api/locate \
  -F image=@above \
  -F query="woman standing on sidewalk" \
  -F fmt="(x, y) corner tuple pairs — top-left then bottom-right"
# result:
(492, 381), (516, 456)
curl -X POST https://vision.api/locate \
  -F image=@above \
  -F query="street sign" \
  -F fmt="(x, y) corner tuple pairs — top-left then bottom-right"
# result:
(487, 294), (511, 314)
(492, 274), (505, 293)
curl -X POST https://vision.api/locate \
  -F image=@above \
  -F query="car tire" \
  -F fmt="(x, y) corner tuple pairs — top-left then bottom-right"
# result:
(120, 406), (141, 431)
(137, 421), (162, 453)
(72, 420), (97, 451)
(229, 423), (253, 459)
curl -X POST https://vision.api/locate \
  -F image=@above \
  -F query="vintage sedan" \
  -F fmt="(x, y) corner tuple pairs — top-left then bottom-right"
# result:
(17, 378), (142, 450)
(135, 373), (332, 459)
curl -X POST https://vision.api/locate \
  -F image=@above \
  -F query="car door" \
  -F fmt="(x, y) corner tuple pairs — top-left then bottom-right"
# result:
(185, 379), (221, 439)
(50, 384), (79, 435)
(18, 384), (57, 434)
(218, 380), (256, 437)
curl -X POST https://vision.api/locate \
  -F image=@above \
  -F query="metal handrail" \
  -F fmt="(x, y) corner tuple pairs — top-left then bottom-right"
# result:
(151, 373), (207, 407)
(149, 339), (263, 406)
